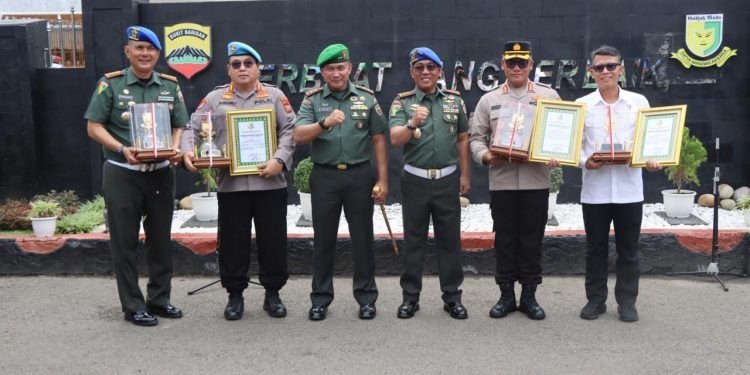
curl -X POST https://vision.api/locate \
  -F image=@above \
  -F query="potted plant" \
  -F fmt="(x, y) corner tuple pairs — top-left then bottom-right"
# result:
(736, 197), (750, 227)
(293, 157), (313, 221)
(191, 168), (219, 221)
(28, 199), (62, 237)
(662, 128), (707, 218)
(548, 167), (563, 220)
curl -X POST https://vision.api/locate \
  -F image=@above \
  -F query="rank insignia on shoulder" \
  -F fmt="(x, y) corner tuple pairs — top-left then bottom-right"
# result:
(160, 73), (179, 82)
(397, 90), (416, 98)
(104, 70), (125, 79)
(355, 85), (374, 95)
(305, 87), (323, 97)
(443, 89), (461, 96)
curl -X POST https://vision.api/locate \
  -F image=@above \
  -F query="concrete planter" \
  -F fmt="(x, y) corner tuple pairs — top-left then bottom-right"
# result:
(744, 211), (750, 227)
(548, 192), (558, 220)
(30, 217), (57, 237)
(191, 192), (218, 221)
(662, 189), (697, 218)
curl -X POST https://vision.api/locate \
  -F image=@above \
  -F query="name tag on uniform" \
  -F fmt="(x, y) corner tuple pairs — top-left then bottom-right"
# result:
(254, 98), (272, 105)
(158, 96), (175, 102)
(442, 104), (459, 113)
(318, 107), (332, 114)
(118, 95), (134, 101)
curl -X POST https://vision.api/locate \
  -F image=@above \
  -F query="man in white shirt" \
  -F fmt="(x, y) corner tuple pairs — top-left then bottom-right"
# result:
(576, 45), (662, 322)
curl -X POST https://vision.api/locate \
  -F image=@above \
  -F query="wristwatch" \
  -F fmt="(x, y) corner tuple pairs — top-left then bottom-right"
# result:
(405, 119), (417, 131)
(273, 157), (285, 167)
(318, 118), (329, 130)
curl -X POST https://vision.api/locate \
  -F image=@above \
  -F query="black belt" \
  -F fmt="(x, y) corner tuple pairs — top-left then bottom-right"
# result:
(314, 161), (368, 170)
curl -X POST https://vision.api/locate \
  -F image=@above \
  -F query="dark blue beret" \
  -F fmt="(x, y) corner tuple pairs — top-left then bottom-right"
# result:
(409, 47), (443, 68)
(126, 26), (162, 51)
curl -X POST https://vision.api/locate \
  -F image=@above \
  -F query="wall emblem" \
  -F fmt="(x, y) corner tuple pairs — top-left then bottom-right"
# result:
(671, 14), (737, 68)
(164, 23), (212, 79)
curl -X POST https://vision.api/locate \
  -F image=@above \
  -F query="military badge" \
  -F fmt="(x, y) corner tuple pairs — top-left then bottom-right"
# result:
(280, 96), (294, 113)
(671, 13), (738, 68)
(164, 23), (212, 80)
(97, 81), (109, 94)
(123, 89), (129, 95)
(121, 111), (131, 121)
(128, 101), (136, 107)
(350, 96), (358, 102)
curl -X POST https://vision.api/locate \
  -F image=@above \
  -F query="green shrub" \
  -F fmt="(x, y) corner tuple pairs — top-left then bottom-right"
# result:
(195, 168), (219, 196)
(33, 190), (80, 216)
(28, 199), (62, 218)
(550, 167), (564, 193)
(293, 157), (313, 194)
(0, 199), (32, 230)
(664, 128), (708, 193)
(56, 196), (106, 234)
(736, 197), (750, 211)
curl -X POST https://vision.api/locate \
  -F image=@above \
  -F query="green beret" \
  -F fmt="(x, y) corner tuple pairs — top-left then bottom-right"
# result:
(317, 44), (350, 67)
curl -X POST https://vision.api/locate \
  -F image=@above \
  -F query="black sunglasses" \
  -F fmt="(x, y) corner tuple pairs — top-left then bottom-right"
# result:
(230, 60), (255, 70)
(412, 63), (438, 72)
(505, 60), (529, 69)
(590, 63), (619, 73)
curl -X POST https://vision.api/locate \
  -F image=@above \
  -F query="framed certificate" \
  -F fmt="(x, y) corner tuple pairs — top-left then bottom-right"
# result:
(528, 100), (586, 166)
(225, 108), (277, 176)
(630, 105), (687, 167)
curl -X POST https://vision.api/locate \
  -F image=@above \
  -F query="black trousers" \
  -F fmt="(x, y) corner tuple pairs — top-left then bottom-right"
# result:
(582, 202), (642, 306)
(490, 189), (548, 285)
(103, 162), (175, 313)
(309, 163), (378, 306)
(217, 189), (289, 294)
(400, 170), (463, 304)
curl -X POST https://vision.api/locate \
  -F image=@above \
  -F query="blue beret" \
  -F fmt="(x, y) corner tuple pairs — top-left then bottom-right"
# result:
(227, 41), (262, 63)
(126, 26), (161, 51)
(409, 47), (443, 68)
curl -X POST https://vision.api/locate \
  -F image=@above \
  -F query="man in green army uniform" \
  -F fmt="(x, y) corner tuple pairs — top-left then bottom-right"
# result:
(294, 43), (389, 321)
(389, 47), (471, 320)
(84, 26), (188, 327)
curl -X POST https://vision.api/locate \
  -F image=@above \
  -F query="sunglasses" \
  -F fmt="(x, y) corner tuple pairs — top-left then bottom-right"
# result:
(504, 60), (529, 69)
(229, 60), (255, 70)
(590, 63), (620, 73)
(412, 63), (438, 72)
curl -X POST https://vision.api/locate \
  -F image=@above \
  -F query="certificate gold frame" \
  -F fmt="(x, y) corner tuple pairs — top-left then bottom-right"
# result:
(225, 108), (277, 176)
(528, 99), (586, 167)
(630, 105), (687, 168)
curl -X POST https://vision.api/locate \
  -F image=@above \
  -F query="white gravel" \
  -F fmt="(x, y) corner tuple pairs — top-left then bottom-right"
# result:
(171, 203), (750, 234)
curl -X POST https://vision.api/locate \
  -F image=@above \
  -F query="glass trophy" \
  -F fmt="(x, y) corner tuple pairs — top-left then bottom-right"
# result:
(129, 103), (176, 162)
(592, 105), (632, 164)
(490, 101), (535, 160)
(190, 112), (230, 169)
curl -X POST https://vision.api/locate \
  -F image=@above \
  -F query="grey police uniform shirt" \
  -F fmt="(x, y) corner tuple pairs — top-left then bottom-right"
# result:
(183, 82), (296, 192)
(469, 80), (560, 190)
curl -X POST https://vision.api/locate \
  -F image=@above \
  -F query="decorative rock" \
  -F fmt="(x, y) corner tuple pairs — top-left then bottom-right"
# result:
(459, 196), (470, 208)
(698, 194), (714, 207)
(718, 184), (734, 199)
(720, 199), (735, 210)
(733, 186), (750, 201)
(179, 196), (193, 210)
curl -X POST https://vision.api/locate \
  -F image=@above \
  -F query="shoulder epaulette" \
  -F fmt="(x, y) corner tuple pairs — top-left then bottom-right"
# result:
(104, 70), (125, 79)
(159, 73), (179, 82)
(355, 85), (374, 95)
(261, 82), (278, 88)
(397, 90), (416, 99)
(212, 83), (231, 90)
(305, 87), (324, 97)
(443, 89), (461, 96)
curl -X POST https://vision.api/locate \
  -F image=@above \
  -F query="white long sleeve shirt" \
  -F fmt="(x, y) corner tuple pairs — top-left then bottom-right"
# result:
(576, 88), (650, 204)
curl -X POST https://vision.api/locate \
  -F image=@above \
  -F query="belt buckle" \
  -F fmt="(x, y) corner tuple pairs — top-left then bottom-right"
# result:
(428, 169), (437, 179)
(337, 163), (347, 170)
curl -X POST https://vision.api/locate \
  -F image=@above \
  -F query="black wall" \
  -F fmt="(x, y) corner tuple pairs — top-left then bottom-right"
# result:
(2, 0), (749, 204)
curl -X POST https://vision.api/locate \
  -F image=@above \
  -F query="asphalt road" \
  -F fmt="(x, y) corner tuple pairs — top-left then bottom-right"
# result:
(1, 275), (749, 374)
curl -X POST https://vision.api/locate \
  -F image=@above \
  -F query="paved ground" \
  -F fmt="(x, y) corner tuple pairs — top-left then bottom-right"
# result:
(1, 275), (749, 374)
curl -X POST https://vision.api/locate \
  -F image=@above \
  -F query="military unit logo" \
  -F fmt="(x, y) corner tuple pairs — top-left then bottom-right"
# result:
(164, 23), (212, 80)
(671, 14), (738, 68)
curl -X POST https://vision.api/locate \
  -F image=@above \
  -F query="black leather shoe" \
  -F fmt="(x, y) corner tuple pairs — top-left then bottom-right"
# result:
(146, 303), (183, 319)
(618, 304), (639, 322)
(580, 301), (607, 320)
(518, 284), (546, 320)
(359, 304), (376, 319)
(124, 310), (158, 327)
(489, 298), (517, 318)
(224, 296), (244, 321)
(443, 301), (468, 320)
(263, 295), (287, 318)
(397, 301), (419, 319)
(309, 305), (327, 321)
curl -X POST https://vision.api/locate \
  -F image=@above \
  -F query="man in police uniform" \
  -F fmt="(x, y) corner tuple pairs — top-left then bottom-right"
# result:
(469, 41), (561, 320)
(294, 43), (388, 321)
(389, 47), (471, 320)
(84, 26), (187, 327)
(183, 42), (296, 321)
